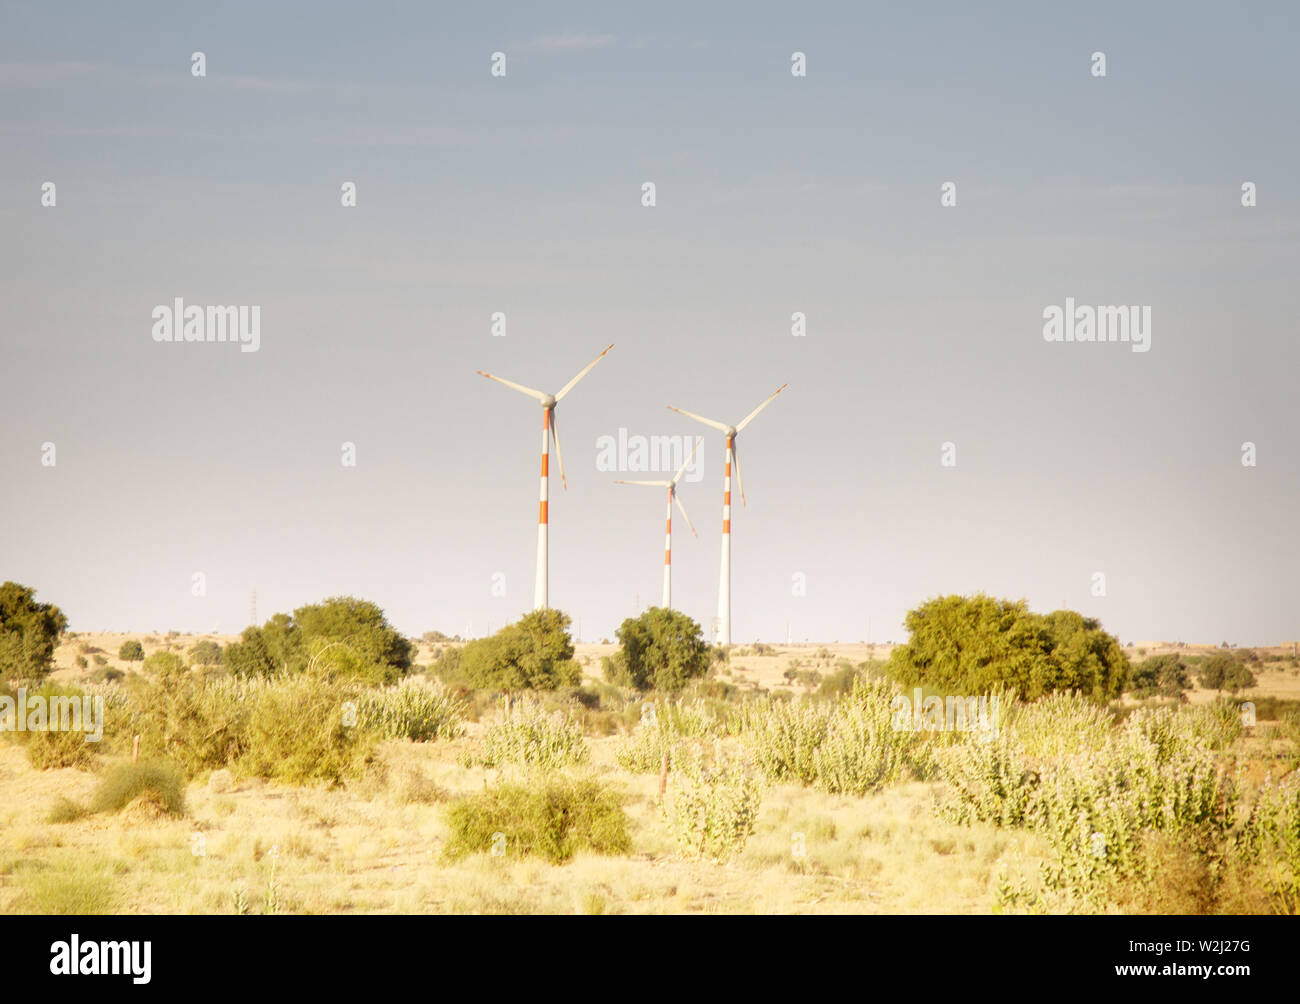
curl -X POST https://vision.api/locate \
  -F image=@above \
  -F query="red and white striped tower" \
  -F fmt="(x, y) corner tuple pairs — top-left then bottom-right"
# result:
(668, 385), (787, 647)
(615, 437), (699, 611)
(717, 433), (734, 644)
(536, 406), (551, 609)
(663, 488), (673, 608)
(477, 345), (613, 612)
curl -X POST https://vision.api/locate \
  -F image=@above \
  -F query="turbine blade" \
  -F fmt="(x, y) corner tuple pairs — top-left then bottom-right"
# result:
(671, 435), (703, 486)
(674, 492), (698, 537)
(555, 343), (614, 401)
(732, 442), (746, 507)
(550, 409), (568, 491)
(667, 405), (730, 433)
(614, 480), (671, 487)
(477, 370), (548, 402)
(736, 383), (788, 431)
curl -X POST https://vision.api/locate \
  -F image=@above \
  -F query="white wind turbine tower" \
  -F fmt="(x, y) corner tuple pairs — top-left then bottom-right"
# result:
(613, 437), (701, 610)
(668, 384), (788, 645)
(477, 344), (614, 610)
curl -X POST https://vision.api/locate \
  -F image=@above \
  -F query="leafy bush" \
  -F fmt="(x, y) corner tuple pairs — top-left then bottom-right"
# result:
(614, 699), (716, 773)
(11, 684), (103, 770)
(442, 775), (630, 864)
(1237, 774), (1300, 914)
(602, 607), (711, 692)
(941, 704), (1240, 911)
(810, 678), (936, 795)
(225, 598), (413, 683)
(739, 697), (828, 786)
(0, 581), (68, 683)
(91, 760), (187, 816)
(738, 678), (933, 795)
(236, 674), (377, 785)
(664, 744), (763, 861)
(1005, 691), (1115, 760)
(357, 678), (467, 742)
(1126, 653), (1190, 699)
(129, 672), (376, 784)
(886, 595), (1127, 702)
(466, 696), (589, 769)
(143, 650), (186, 676)
(459, 609), (581, 691)
(188, 640), (223, 666)
(118, 640), (144, 665)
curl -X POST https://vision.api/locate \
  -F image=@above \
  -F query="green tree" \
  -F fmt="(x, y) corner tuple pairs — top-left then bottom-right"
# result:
(603, 607), (711, 692)
(143, 650), (186, 677)
(1127, 654), (1189, 700)
(885, 594), (1128, 702)
(0, 582), (69, 682)
(223, 598), (411, 683)
(118, 639), (145, 666)
(460, 609), (580, 690)
(188, 640), (224, 666)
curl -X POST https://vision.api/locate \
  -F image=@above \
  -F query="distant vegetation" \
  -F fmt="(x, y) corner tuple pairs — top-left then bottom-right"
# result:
(885, 595), (1129, 702)
(455, 609), (580, 691)
(602, 607), (712, 692)
(224, 596), (414, 684)
(0, 581), (68, 682)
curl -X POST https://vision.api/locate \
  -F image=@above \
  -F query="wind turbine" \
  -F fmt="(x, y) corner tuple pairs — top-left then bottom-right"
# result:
(668, 384), (788, 645)
(614, 436), (701, 609)
(477, 344), (614, 610)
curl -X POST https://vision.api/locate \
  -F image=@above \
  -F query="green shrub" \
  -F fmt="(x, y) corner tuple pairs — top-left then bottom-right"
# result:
(459, 609), (581, 691)
(0, 581), (68, 683)
(602, 607), (711, 692)
(614, 699), (716, 773)
(664, 744), (763, 861)
(886, 595), (1127, 702)
(1006, 691), (1115, 760)
(1127, 654), (1189, 700)
(236, 675), (377, 785)
(130, 672), (377, 784)
(810, 677), (936, 795)
(91, 760), (187, 816)
(1237, 773), (1300, 914)
(10, 685), (103, 770)
(357, 678), (467, 742)
(143, 650), (185, 676)
(118, 640), (144, 665)
(225, 598), (413, 683)
(188, 640), (223, 666)
(466, 696), (589, 769)
(442, 775), (630, 864)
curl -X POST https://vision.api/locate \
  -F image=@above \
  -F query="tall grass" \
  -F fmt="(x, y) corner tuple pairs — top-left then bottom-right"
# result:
(357, 678), (467, 742)
(465, 697), (589, 770)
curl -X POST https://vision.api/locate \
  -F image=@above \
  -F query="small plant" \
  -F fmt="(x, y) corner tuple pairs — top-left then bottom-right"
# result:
(664, 743), (763, 862)
(357, 677), (467, 742)
(118, 640), (145, 666)
(614, 699), (715, 773)
(442, 775), (630, 865)
(466, 696), (589, 770)
(90, 760), (187, 817)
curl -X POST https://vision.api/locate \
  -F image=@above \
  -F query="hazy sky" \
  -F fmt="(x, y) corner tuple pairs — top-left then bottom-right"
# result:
(2, 1), (1297, 645)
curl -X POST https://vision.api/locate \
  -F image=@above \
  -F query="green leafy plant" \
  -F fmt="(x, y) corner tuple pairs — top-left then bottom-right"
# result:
(443, 775), (630, 864)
